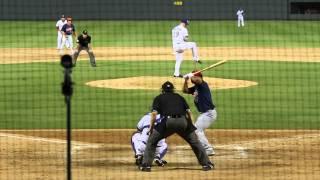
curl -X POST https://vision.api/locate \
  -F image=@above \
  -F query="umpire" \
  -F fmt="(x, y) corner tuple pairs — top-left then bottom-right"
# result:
(72, 30), (96, 67)
(139, 81), (214, 172)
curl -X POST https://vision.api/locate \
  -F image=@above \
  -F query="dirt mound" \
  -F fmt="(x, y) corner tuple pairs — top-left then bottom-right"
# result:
(85, 76), (258, 90)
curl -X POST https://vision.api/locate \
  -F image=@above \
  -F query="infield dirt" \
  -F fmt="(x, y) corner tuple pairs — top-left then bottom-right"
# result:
(0, 47), (319, 64)
(0, 129), (319, 180)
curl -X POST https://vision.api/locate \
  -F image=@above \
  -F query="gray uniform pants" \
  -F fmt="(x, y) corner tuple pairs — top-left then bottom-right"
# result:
(73, 46), (96, 67)
(142, 117), (211, 166)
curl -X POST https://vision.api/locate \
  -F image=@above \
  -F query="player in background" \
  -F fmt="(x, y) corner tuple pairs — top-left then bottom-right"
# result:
(72, 30), (96, 67)
(56, 14), (67, 50)
(172, 19), (201, 78)
(60, 16), (77, 55)
(237, 9), (245, 27)
(131, 113), (168, 167)
(183, 71), (217, 156)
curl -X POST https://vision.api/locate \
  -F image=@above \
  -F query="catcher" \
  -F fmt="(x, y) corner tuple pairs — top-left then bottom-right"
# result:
(72, 30), (96, 67)
(131, 113), (168, 167)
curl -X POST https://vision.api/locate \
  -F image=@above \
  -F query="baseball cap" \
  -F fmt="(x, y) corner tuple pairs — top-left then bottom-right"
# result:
(61, 14), (65, 18)
(82, 30), (88, 35)
(192, 70), (203, 78)
(181, 19), (190, 25)
(162, 81), (175, 92)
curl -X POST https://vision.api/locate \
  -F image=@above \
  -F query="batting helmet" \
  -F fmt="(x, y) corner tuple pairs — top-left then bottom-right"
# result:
(192, 70), (203, 78)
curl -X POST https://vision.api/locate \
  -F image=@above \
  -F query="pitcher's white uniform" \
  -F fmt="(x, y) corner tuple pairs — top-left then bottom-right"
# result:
(131, 113), (168, 160)
(56, 15), (67, 49)
(237, 9), (245, 27)
(172, 20), (200, 77)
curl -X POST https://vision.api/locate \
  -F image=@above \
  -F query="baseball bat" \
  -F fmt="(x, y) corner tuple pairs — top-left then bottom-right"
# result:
(193, 59), (228, 75)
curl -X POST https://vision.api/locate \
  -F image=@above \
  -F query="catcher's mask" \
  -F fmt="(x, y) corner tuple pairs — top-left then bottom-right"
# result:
(161, 81), (174, 93)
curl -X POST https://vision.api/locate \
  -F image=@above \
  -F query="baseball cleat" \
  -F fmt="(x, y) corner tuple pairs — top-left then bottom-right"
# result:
(196, 60), (202, 64)
(173, 74), (183, 78)
(202, 162), (214, 171)
(139, 164), (151, 172)
(135, 155), (143, 166)
(154, 158), (167, 167)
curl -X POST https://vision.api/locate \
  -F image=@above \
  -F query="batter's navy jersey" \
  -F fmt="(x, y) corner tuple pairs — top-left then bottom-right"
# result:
(61, 24), (75, 35)
(188, 81), (215, 113)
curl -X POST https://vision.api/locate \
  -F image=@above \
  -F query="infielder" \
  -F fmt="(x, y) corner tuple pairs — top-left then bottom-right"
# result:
(237, 9), (245, 27)
(183, 71), (217, 156)
(56, 14), (67, 50)
(72, 30), (96, 67)
(172, 19), (201, 78)
(60, 16), (77, 55)
(131, 113), (168, 167)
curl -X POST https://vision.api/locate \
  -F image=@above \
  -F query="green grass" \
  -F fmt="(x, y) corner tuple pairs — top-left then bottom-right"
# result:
(0, 20), (319, 48)
(0, 60), (319, 129)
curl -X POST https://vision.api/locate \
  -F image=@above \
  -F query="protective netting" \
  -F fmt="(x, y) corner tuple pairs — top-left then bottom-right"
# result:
(0, 0), (319, 179)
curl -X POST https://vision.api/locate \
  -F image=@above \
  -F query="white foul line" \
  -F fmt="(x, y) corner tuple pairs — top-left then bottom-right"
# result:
(0, 132), (102, 152)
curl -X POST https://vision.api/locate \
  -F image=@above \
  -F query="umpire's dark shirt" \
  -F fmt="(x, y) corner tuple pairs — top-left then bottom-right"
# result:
(77, 35), (91, 47)
(152, 92), (189, 116)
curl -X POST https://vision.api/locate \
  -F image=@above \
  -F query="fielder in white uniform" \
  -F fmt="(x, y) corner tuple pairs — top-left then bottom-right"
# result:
(56, 14), (67, 50)
(131, 113), (168, 166)
(237, 9), (245, 27)
(172, 19), (201, 78)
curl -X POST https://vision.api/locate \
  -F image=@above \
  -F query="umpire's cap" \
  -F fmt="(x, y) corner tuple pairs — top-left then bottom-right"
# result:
(162, 81), (175, 92)
(181, 19), (190, 25)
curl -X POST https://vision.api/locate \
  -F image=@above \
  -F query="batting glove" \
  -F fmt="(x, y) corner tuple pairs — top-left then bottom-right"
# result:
(183, 73), (194, 79)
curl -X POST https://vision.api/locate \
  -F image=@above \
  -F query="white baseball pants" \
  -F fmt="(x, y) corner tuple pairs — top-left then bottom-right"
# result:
(131, 132), (168, 159)
(173, 42), (199, 76)
(59, 35), (74, 55)
(195, 109), (217, 150)
(238, 17), (244, 27)
(57, 31), (64, 49)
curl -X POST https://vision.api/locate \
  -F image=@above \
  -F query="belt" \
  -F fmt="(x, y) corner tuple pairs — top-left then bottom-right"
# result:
(200, 108), (215, 114)
(166, 115), (183, 118)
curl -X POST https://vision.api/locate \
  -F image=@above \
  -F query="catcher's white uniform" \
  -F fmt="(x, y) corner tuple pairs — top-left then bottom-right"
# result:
(56, 18), (67, 49)
(237, 9), (245, 27)
(172, 23), (200, 77)
(131, 113), (168, 160)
